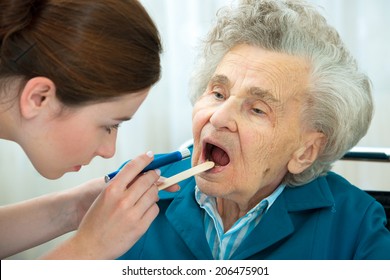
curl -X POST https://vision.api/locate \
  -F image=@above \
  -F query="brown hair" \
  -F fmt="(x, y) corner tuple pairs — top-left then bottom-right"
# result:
(0, 0), (162, 106)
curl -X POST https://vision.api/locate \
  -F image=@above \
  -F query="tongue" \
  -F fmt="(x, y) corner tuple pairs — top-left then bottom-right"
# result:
(210, 146), (230, 166)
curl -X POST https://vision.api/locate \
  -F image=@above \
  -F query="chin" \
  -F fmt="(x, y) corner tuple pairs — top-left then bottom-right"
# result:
(37, 168), (65, 180)
(28, 155), (65, 180)
(196, 177), (224, 197)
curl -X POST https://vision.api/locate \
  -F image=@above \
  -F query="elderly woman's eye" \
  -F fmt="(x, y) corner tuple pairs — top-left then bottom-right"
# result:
(252, 108), (265, 115)
(213, 91), (225, 100)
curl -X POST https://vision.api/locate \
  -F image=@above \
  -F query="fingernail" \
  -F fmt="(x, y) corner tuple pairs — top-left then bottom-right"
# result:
(155, 169), (161, 176)
(157, 176), (166, 183)
(146, 151), (154, 158)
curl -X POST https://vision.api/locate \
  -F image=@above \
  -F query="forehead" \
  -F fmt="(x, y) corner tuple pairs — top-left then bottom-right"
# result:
(213, 44), (310, 103)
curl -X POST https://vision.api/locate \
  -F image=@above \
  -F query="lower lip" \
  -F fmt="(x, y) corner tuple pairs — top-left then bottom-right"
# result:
(72, 165), (82, 172)
(203, 163), (226, 173)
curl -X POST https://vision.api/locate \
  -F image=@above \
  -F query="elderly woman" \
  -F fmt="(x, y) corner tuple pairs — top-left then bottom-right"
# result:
(119, 0), (390, 259)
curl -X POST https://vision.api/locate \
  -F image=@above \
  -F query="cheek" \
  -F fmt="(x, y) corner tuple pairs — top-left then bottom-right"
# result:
(248, 129), (297, 179)
(239, 129), (276, 177)
(191, 113), (202, 138)
(191, 114), (204, 163)
(241, 127), (270, 159)
(191, 104), (210, 139)
(52, 123), (96, 156)
(191, 103), (213, 164)
(56, 131), (86, 157)
(270, 126), (301, 159)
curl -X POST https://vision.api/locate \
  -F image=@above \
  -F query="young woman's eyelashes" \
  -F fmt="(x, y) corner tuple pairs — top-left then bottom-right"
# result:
(105, 123), (121, 134)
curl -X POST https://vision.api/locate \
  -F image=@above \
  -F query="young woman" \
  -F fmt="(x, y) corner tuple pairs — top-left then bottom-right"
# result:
(0, 0), (176, 259)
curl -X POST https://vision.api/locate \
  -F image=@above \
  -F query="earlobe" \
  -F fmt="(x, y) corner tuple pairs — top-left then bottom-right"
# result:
(287, 132), (326, 174)
(19, 77), (56, 119)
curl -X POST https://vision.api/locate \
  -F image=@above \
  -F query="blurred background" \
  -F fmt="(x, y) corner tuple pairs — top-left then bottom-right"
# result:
(1, 0), (389, 259)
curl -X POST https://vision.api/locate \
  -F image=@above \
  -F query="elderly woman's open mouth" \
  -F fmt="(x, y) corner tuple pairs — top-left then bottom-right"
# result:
(204, 142), (231, 168)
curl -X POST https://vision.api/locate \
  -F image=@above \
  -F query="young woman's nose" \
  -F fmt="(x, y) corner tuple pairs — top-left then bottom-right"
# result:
(97, 136), (117, 159)
(209, 100), (238, 132)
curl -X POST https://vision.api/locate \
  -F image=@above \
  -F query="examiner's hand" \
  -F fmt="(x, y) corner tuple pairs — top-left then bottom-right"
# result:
(42, 151), (177, 259)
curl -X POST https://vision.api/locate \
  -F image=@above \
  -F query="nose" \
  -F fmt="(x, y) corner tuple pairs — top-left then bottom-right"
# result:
(97, 136), (117, 159)
(209, 99), (238, 132)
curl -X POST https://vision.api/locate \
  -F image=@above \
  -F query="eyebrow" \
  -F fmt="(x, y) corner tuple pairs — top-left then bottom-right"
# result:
(248, 87), (280, 106)
(210, 74), (280, 105)
(210, 74), (230, 87)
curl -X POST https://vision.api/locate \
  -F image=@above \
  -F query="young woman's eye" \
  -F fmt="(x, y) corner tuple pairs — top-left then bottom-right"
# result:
(105, 124), (120, 134)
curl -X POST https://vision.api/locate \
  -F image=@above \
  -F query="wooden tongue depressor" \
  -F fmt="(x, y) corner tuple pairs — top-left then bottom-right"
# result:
(157, 161), (215, 191)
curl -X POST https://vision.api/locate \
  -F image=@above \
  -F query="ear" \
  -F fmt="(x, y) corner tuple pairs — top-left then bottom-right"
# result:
(19, 77), (57, 119)
(287, 132), (326, 174)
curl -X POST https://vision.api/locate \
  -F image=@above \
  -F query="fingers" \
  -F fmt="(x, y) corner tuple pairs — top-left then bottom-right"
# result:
(136, 203), (160, 233)
(123, 169), (160, 207)
(132, 185), (160, 222)
(164, 184), (181, 192)
(110, 151), (155, 189)
(104, 150), (180, 219)
(156, 179), (180, 192)
(105, 151), (162, 213)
